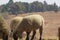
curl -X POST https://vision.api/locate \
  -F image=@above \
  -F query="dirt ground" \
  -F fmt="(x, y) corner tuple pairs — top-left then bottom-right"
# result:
(1, 11), (60, 40)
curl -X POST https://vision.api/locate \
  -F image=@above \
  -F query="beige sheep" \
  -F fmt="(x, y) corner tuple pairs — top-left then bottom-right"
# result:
(0, 16), (10, 40)
(10, 14), (44, 40)
(10, 16), (23, 40)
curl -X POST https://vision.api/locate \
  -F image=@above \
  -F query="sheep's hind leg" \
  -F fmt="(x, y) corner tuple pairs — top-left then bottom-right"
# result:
(26, 32), (30, 40)
(31, 30), (36, 40)
(39, 26), (43, 40)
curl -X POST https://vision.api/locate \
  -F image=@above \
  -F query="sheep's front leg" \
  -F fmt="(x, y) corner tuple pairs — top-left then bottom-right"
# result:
(3, 32), (8, 40)
(13, 33), (18, 40)
(31, 30), (36, 40)
(26, 32), (30, 40)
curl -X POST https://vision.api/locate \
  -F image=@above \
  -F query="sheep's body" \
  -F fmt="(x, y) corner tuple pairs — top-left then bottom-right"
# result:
(10, 14), (44, 40)
(0, 16), (10, 40)
(17, 15), (44, 32)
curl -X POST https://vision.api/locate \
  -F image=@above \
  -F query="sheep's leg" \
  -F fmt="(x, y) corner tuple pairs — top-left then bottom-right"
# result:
(31, 30), (36, 40)
(13, 33), (18, 40)
(19, 32), (23, 39)
(26, 32), (30, 40)
(3, 33), (8, 40)
(39, 26), (43, 40)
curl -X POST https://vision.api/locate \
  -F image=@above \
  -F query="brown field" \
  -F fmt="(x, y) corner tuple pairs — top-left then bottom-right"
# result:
(1, 11), (60, 40)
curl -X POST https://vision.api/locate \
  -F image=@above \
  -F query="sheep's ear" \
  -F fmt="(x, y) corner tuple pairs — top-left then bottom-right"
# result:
(28, 20), (32, 25)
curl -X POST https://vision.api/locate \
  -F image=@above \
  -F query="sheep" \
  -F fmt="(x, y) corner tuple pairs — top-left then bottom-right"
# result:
(10, 14), (44, 40)
(0, 16), (10, 40)
(10, 16), (23, 40)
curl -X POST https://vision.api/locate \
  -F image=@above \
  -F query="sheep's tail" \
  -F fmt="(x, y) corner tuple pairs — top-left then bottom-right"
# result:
(43, 19), (44, 28)
(42, 18), (45, 33)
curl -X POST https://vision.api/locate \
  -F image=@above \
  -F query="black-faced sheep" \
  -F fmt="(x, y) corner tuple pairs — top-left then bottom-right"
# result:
(0, 16), (10, 40)
(10, 14), (44, 40)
